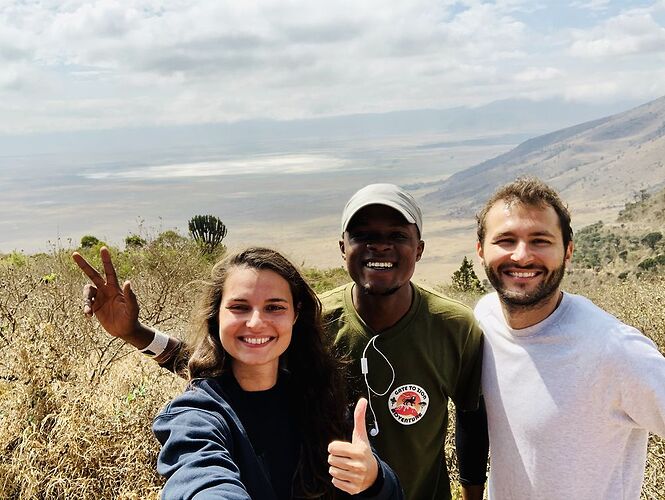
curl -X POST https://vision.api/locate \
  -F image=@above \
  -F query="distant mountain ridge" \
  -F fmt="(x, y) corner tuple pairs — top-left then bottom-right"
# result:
(0, 97), (638, 158)
(424, 95), (665, 220)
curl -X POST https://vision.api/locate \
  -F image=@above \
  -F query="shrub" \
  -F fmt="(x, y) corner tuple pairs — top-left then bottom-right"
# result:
(638, 258), (658, 271)
(80, 235), (101, 248)
(450, 257), (486, 293)
(153, 230), (188, 249)
(125, 234), (147, 249)
(642, 232), (663, 250)
(1, 251), (28, 268)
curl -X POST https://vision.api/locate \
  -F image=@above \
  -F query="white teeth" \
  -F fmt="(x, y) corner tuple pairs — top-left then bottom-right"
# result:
(509, 271), (537, 278)
(366, 261), (394, 269)
(242, 337), (271, 345)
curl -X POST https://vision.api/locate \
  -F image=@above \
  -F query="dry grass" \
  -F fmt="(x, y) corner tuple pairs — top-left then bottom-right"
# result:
(0, 243), (197, 499)
(0, 245), (663, 499)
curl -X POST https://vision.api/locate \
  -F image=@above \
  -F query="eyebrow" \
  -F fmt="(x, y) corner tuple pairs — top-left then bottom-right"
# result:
(227, 297), (290, 303)
(493, 230), (556, 238)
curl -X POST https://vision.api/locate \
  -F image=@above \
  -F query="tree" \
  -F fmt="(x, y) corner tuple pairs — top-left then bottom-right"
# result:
(153, 230), (189, 250)
(80, 235), (100, 248)
(125, 234), (147, 249)
(641, 231), (662, 250)
(450, 256), (486, 293)
(188, 215), (228, 254)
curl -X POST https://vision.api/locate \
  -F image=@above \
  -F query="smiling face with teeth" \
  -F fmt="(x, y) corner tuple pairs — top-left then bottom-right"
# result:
(218, 266), (295, 388)
(477, 200), (573, 326)
(340, 204), (424, 297)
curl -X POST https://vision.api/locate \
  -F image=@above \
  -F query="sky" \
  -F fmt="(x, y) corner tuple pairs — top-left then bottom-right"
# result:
(2, 0), (665, 136)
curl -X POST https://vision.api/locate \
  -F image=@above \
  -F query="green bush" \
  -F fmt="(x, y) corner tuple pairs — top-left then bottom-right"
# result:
(125, 234), (147, 249)
(638, 258), (658, 271)
(450, 257), (485, 293)
(642, 232), (663, 250)
(80, 235), (101, 248)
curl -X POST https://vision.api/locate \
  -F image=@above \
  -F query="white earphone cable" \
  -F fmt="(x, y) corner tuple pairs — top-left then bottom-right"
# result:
(360, 335), (396, 437)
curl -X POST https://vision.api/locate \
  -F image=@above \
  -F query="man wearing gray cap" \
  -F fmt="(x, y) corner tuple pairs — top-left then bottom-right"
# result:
(323, 184), (486, 499)
(74, 183), (487, 500)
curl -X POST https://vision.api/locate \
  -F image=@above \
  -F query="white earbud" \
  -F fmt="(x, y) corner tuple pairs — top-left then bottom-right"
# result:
(361, 335), (396, 439)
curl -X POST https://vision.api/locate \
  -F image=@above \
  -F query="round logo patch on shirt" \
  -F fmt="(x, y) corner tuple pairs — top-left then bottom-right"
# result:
(388, 384), (429, 425)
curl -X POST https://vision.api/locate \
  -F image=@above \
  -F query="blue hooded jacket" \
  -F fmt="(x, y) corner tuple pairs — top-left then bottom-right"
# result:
(153, 377), (403, 499)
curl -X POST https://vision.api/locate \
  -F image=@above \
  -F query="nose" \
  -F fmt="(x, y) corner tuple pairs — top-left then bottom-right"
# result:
(510, 241), (532, 265)
(366, 236), (391, 252)
(246, 309), (265, 329)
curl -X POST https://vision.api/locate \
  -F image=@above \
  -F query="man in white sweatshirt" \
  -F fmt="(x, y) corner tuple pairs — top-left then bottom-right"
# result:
(474, 176), (665, 500)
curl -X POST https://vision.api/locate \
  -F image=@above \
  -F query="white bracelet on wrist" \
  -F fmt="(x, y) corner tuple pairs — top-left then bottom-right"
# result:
(140, 329), (170, 358)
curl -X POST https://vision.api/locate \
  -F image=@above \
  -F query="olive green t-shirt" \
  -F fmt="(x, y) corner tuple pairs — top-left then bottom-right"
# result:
(320, 282), (484, 500)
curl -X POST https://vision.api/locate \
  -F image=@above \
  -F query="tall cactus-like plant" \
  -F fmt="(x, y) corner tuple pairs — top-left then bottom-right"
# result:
(188, 215), (228, 254)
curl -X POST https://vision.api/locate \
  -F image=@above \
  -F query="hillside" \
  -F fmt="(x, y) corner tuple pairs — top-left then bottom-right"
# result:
(572, 185), (665, 277)
(423, 95), (665, 222)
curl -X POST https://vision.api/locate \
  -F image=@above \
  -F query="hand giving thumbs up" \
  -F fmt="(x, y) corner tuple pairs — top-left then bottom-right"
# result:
(327, 398), (379, 494)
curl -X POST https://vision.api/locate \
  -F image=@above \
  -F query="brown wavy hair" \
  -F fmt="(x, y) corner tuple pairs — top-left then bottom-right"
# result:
(188, 247), (348, 498)
(476, 176), (573, 250)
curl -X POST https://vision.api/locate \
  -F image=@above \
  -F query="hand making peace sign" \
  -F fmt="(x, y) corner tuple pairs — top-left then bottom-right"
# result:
(72, 246), (141, 341)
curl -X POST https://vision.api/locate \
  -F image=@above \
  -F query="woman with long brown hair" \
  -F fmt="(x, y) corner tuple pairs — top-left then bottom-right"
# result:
(152, 247), (402, 499)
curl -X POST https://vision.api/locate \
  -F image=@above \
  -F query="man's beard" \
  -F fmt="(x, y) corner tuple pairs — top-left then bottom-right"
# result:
(484, 260), (566, 311)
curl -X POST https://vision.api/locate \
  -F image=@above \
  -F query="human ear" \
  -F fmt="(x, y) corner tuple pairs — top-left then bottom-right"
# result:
(564, 241), (574, 264)
(415, 240), (425, 262)
(476, 241), (485, 265)
(339, 239), (346, 261)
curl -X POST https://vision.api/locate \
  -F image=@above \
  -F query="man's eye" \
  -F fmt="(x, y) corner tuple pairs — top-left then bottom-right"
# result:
(494, 239), (514, 245)
(533, 239), (552, 246)
(391, 233), (408, 240)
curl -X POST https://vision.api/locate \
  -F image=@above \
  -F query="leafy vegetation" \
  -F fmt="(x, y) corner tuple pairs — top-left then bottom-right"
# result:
(572, 185), (665, 277)
(125, 233), (147, 249)
(80, 235), (102, 249)
(450, 256), (485, 293)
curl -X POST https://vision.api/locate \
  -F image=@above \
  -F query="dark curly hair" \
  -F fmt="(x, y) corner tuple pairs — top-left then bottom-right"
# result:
(188, 247), (348, 498)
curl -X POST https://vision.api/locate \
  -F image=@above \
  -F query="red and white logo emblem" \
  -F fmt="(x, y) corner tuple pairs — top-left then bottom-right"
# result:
(388, 384), (429, 425)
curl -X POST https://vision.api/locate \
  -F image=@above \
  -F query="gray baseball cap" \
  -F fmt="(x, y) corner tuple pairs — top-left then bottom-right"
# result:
(340, 183), (423, 236)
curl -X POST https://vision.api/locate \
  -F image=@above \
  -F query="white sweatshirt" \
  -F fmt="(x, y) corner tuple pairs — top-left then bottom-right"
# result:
(475, 292), (665, 500)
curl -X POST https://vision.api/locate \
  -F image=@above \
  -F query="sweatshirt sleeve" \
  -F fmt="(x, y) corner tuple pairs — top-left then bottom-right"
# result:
(616, 325), (665, 437)
(153, 405), (251, 500)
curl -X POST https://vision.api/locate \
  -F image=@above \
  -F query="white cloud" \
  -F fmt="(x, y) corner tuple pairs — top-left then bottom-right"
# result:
(0, 0), (664, 133)
(570, 11), (665, 57)
(570, 0), (611, 12)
